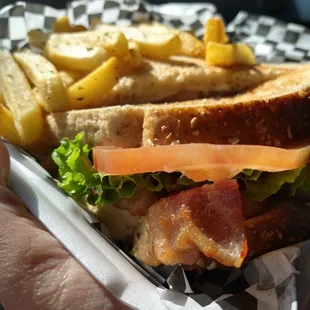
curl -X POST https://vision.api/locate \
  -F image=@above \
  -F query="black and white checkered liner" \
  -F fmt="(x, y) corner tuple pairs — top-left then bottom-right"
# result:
(0, 0), (216, 50)
(1, 1), (310, 309)
(228, 11), (310, 63)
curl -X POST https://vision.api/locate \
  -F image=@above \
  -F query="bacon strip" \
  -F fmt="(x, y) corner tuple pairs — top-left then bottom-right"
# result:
(133, 180), (247, 267)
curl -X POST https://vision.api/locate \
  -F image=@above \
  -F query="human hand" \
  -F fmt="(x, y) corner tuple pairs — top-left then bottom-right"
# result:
(0, 139), (130, 310)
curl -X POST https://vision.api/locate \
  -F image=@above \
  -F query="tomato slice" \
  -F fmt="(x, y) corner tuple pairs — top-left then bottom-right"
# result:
(93, 143), (310, 182)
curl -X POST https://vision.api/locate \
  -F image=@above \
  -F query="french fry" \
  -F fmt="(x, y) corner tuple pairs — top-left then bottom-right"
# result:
(235, 44), (256, 66)
(139, 23), (205, 58)
(120, 27), (182, 59)
(177, 31), (205, 58)
(44, 41), (111, 72)
(127, 40), (142, 68)
(93, 24), (181, 59)
(53, 16), (87, 33)
(68, 57), (120, 109)
(0, 51), (43, 145)
(91, 24), (143, 68)
(47, 29), (129, 59)
(206, 42), (256, 67)
(0, 102), (20, 145)
(28, 30), (49, 50)
(59, 70), (85, 87)
(204, 17), (228, 45)
(14, 50), (69, 113)
(32, 87), (44, 106)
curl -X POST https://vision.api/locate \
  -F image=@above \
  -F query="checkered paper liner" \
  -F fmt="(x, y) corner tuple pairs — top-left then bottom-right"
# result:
(2, 1), (310, 309)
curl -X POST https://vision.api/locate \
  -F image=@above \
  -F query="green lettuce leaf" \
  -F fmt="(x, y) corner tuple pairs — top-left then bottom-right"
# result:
(237, 166), (310, 201)
(51, 133), (206, 206)
(52, 133), (310, 206)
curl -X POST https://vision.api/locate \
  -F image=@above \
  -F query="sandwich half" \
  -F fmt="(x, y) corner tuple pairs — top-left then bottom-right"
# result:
(46, 64), (310, 269)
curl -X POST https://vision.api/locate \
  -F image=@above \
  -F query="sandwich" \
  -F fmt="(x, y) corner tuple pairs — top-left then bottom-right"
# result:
(47, 65), (310, 269)
(2, 15), (310, 270)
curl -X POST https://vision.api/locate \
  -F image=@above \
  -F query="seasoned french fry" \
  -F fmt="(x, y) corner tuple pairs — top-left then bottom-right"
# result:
(93, 23), (182, 59)
(235, 44), (256, 66)
(204, 17), (228, 45)
(32, 87), (44, 106)
(127, 40), (142, 68)
(68, 57), (120, 109)
(0, 51), (43, 145)
(139, 23), (205, 58)
(177, 31), (205, 58)
(59, 70), (85, 87)
(121, 27), (181, 59)
(53, 16), (87, 33)
(0, 102), (20, 145)
(14, 50), (69, 112)
(91, 23), (120, 32)
(44, 41), (111, 72)
(28, 30), (49, 50)
(206, 42), (256, 67)
(47, 29), (129, 59)
(0, 91), (4, 104)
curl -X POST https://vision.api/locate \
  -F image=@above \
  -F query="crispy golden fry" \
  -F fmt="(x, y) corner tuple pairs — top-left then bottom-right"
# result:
(177, 32), (205, 58)
(235, 44), (256, 66)
(0, 51), (43, 145)
(204, 17), (228, 45)
(59, 70), (85, 87)
(53, 16), (87, 33)
(68, 57), (120, 109)
(139, 23), (205, 58)
(14, 50), (69, 112)
(91, 23), (120, 32)
(127, 40), (142, 68)
(0, 102), (20, 145)
(206, 42), (256, 67)
(32, 87), (44, 106)
(121, 27), (181, 59)
(44, 41), (111, 72)
(206, 43), (235, 67)
(0, 91), (4, 104)
(93, 23), (182, 60)
(47, 29), (129, 59)
(28, 29), (49, 50)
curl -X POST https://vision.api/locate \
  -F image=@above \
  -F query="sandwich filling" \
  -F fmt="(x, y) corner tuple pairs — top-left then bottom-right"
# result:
(52, 132), (310, 268)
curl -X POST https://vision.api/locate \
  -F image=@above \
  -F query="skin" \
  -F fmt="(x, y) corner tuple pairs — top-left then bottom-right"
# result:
(0, 140), (130, 310)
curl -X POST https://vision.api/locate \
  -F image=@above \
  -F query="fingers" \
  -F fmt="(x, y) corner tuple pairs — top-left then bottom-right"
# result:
(0, 186), (130, 310)
(0, 139), (10, 186)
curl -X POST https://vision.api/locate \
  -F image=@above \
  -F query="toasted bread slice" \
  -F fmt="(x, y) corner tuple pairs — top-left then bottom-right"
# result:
(143, 65), (310, 147)
(43, 105), (144, 148)
(68, 58), (295, 109)
(40, 64), (310, 152)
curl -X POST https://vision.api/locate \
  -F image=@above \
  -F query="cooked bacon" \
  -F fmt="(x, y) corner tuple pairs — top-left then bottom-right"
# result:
(241, 195), (272, 219)
(133, 180), (247, 267)
(245, 198), (310, 259)
(114, 187), (159, 216)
